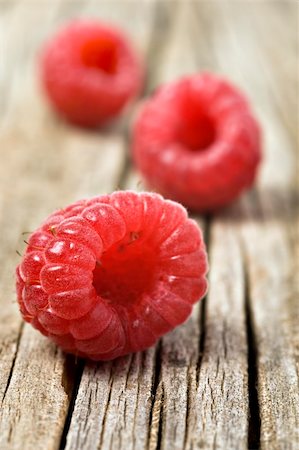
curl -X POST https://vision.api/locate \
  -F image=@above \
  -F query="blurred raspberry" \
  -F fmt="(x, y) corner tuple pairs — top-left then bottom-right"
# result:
(40, 20), (143, 126)
(132, 73), (262, 211)
(16, 191), (208, 360)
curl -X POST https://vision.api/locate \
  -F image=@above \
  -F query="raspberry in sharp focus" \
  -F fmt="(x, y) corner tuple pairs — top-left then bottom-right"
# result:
(16, 191), (208, 361)
(40, 20), (143, 127)
(132, 73), (262, 211)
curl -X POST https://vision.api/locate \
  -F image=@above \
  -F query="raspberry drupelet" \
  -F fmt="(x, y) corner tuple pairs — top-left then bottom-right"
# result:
(132, 73), (262, 211)
(40, 20), (143, 127)
(16, 191), (208, 360)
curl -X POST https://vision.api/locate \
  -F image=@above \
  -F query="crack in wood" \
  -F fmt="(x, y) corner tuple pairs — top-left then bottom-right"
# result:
(148, 342), (162, 450)
(151, 383), (164, 450)
(59, 358), (85, 450)
(244, 263), (261, 450)
(183, 364), (193, 449)
(1, 322), (24, 405)
(196, 296), (207, 387)
(196, 216), (210, 386)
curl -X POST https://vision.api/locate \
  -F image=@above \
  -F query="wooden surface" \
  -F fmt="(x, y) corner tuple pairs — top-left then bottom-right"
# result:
(0, 1), (298, 449)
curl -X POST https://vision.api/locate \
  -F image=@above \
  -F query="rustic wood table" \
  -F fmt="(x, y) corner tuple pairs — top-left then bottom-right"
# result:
(0, 1), (298, 449)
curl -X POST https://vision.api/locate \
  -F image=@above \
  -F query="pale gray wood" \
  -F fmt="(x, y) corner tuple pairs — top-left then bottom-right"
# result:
(66, 350), (157, 450)
(205, 2), (299, 448)
(148, 2), (298, 449)
(190, 214), (249, 450)
(0, 327), (70, 450)
(0, 1), (298, 450)
(62, 2), (160, 450)
(125, 6), (210, 450)
(239, 193), (299, 450)
(149, 305), (203, 450)
(0, 0), (63, 409)
(64, 170), (160, 450)
(146, 3), (250, 449)
(0, 2), (126, 449)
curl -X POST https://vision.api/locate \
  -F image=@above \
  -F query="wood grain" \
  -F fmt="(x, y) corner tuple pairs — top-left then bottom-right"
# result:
(147, 4), (250, 449)
(191, 214), (249, 450)
(206, 3), (299, 448)
(0, 2), (128, 449)
(0, 1), (298, 450)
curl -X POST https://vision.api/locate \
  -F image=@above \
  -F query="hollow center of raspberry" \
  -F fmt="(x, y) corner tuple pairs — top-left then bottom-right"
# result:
(92, 233), (156, 307)
(81, 38), (118, 74)
(177, 108), (216, 151)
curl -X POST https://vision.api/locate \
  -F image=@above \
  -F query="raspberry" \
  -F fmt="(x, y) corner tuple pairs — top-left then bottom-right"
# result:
(40, 20), (143, 127)
(16, 191), (208, 360)
(132, 73), (262, 211)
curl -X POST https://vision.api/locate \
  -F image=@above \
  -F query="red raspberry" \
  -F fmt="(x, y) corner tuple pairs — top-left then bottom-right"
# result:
(40, 20), (143, 127)
(132, 73), (262, 211)
(16, 191), (208, 360)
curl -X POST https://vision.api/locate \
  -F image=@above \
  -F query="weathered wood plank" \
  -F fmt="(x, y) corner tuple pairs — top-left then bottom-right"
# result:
(0, 328), (70, 449)
(65, 350), (158, 450)
(145, 5), (209, 449)
(149, 304), (203, 450)
(0, 2), (126, 449)
(63, 175), (159, 450)
(64, 5), (212, 450)
(240, 192), (299, 450)
(203, 1), (299, 448)
(0, 0), (63, 407)
(190, 213), (249, 450)
(54, 2), (159, 450)
(146, 3), (250, 449)
(0, 131), (126, 450)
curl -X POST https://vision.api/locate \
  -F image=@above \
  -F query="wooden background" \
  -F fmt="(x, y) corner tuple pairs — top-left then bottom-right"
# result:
(0, 1), (298, 449)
